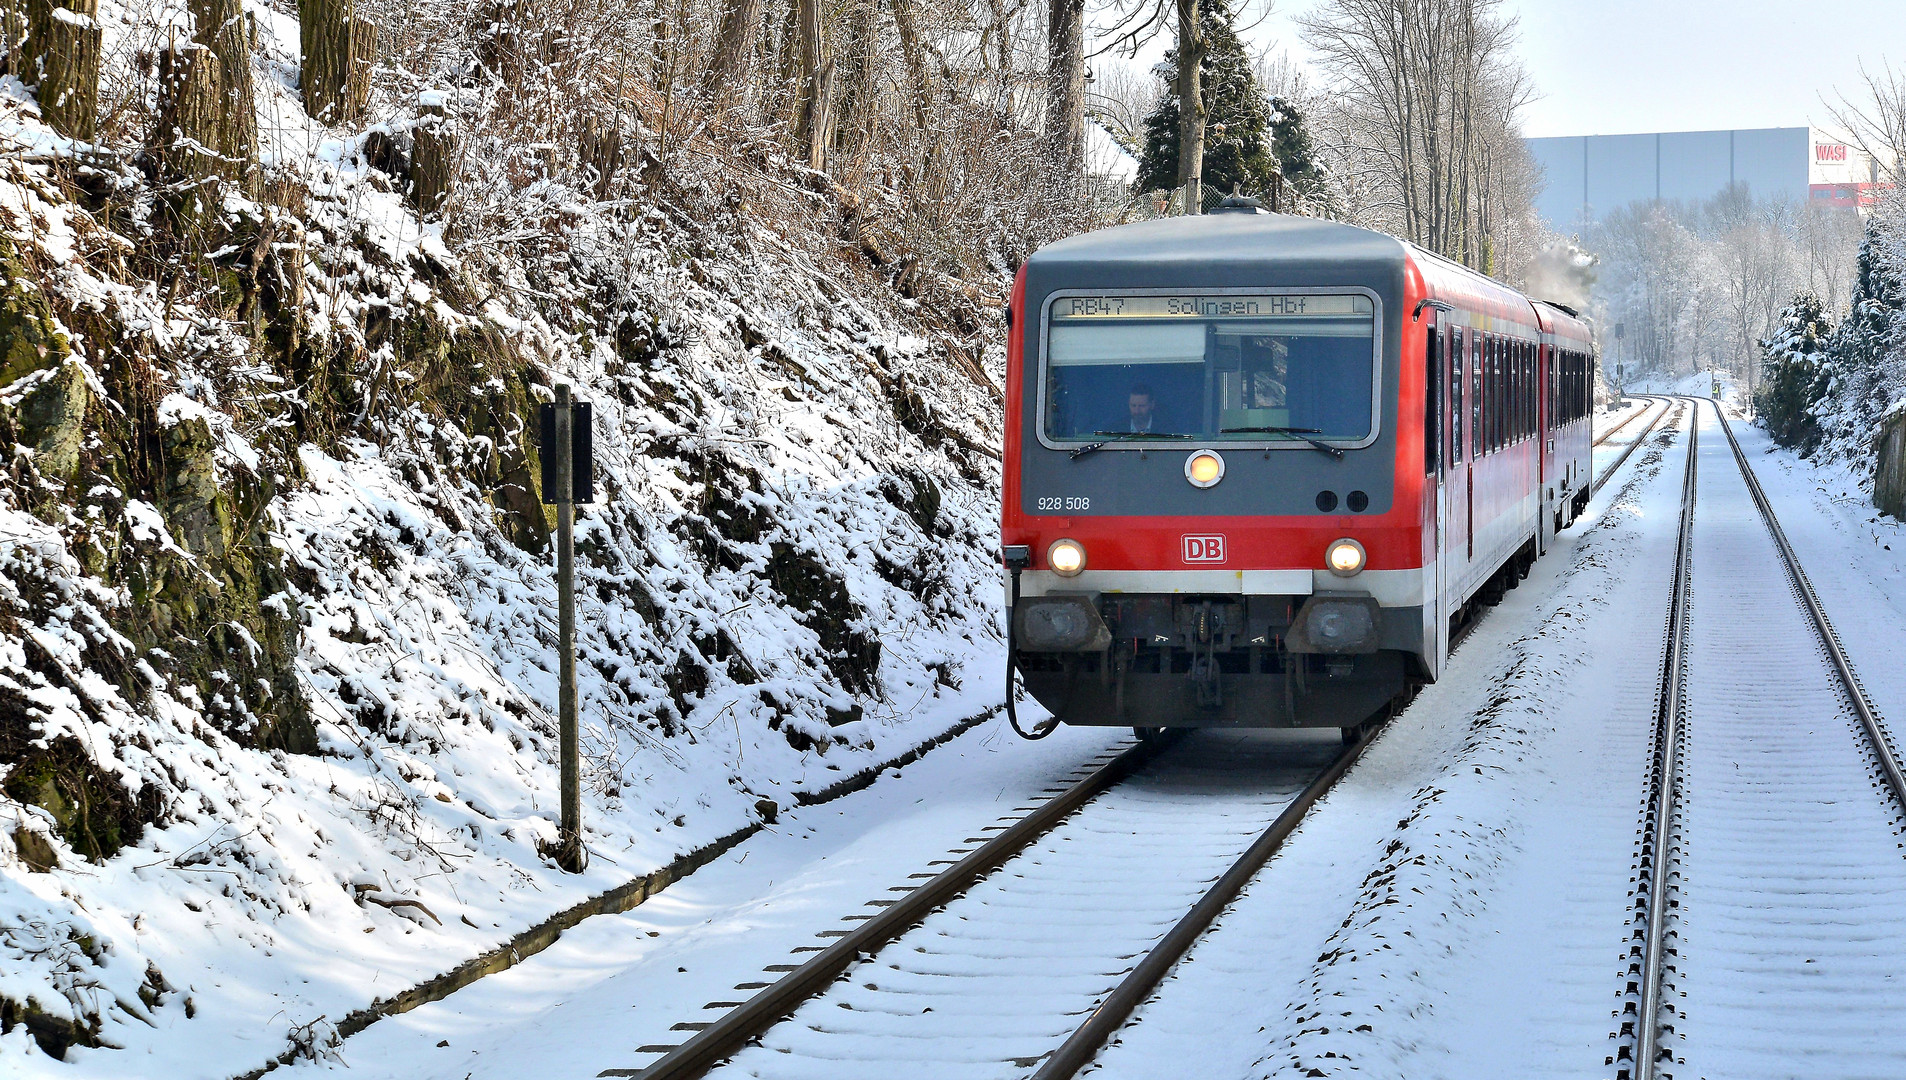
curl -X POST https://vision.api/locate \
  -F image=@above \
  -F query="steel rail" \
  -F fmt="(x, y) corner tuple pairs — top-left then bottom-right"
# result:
(622, 736), (1166, 1080)
(1027, 731), (1372, 1080)
(1594, 397), (1657, 448)
(1626, 396), (1699, 1080)
(1593, 396), (1672, 496)
(1710, 402), (1906, 809)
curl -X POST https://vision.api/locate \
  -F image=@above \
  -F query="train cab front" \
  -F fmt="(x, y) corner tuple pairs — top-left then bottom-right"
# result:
(1001, 211), (1426, 732)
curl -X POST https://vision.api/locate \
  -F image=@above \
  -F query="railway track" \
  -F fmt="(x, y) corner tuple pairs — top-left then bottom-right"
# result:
(1594, 396), (1658, 448)
(1617, 397), (1906, 1080)
(613, 731), (1365, 1080)
(1593, 395), (1672, 494)
(603, 396), (1690, 1080)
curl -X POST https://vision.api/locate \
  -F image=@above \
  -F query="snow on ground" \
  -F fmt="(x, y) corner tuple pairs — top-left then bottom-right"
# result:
(273, 716), (1125, 1080)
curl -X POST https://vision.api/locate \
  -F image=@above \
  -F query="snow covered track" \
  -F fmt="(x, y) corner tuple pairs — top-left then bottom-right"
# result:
(1594, 396), (1672, 494)
(616, 731), (1352, 1080)
(1620, 396), (1699, 1080)
(1621, 398), (1906, 1080)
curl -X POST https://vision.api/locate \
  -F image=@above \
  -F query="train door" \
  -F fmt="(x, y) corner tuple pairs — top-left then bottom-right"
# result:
(1449, 326), (1468, 577)
(1428, 318), (1450, 675)
(1467, 329), (1480, 562)
(1537, 341), (1554, 556)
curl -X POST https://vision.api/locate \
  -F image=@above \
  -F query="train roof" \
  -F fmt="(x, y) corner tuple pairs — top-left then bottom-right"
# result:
(1024, 212), (1407, 275)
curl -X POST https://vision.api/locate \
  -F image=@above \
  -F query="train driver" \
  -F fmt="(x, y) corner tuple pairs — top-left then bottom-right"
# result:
(1125, 384), (1158, 433)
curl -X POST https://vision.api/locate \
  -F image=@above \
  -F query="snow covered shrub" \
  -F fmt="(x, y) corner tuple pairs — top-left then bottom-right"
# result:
(1808, 212), (1906, 457)
(1755, 293), (1834, 452)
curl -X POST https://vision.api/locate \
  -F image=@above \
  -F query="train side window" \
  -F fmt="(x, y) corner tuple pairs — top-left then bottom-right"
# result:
(1425, 324), (1440, 474)
(1540, 346), (1555, 430)
(1486, 340), (1501, 455)
(1499, 338), (1509, 449)
(1483, 335), (1495, 455)
(1451, 328), (1464, 462)
(1481, 336), (1492, 454)
(1576, 352), (1585, 421)
(1573, 352), (1583, 421)
(1512, 341), (1522, 441)
(1521, 342), (1531, 440)
(1470, 332), (1482, 460)
(1571, 352), (1579, 422)
(1566, 352), (1576, 423)
(1524, 343), (1534, 439)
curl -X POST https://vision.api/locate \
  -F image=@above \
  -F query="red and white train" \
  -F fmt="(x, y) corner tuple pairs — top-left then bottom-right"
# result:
(1000, 202), (1596, 737)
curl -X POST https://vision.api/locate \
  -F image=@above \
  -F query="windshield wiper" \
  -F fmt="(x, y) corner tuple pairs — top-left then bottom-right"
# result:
(1069, 430), (1194, 459)
(1220, 425), (1345, 459)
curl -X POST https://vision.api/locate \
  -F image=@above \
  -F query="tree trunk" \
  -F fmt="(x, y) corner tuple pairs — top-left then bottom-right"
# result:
(830, 0), (879, 168)
(1173, 0), (1205, 213)
(700, 0), (760, 99)
(1044, 0), (1083, 174)
(23, 0), (100, 141)
(789, 0), (825, 170)
(890, 0), (934, 147)
(300, 0), (375, 125)
(155, 0), (257, 226)
(578, 112), (623, 200)
(410, 94), (456, 217)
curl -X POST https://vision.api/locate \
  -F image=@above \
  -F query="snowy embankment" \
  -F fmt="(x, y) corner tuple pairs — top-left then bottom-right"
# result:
(0, 21), (1008, 1077)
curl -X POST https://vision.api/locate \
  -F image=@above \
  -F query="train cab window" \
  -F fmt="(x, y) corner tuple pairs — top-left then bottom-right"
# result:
(1040, 292), (1378, 446)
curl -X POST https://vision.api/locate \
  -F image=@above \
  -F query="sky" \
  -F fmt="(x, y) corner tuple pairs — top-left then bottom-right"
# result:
(1102, 0), (1906, 139)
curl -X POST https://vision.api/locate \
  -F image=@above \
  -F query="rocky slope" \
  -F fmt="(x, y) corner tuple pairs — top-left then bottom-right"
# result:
(0, 61), (1012, 1074)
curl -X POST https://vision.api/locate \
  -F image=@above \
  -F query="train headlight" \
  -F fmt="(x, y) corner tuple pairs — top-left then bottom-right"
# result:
(1047, 538), (1087, 577)
(1185, 449), (1225, 488)
(1325, 537), (1367, 577)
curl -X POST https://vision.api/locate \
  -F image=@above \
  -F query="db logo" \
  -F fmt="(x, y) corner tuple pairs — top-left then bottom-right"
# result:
(1182, 534), (1227, 563)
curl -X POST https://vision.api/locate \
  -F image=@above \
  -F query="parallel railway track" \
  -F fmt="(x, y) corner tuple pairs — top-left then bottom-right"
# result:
(1618, 397), (1906, 1080)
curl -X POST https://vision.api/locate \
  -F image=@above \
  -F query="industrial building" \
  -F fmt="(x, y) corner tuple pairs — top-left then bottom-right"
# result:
(1526, 127), (1884, 234)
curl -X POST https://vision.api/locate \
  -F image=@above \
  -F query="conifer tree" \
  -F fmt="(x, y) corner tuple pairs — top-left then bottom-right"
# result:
(1754, 292), (1833, 452)
(1134, 0), (1278, 204)
(1268, 95), (1328, 203)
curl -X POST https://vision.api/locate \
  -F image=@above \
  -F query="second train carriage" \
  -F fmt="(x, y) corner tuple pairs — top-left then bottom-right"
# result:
(1000, 205), (1596, 735)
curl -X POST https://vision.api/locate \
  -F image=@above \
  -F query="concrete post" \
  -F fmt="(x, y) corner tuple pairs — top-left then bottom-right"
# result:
(552, 384), (584, 872)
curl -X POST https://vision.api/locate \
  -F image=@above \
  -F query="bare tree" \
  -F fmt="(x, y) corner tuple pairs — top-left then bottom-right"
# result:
(1826, 62), (1906, 187)
(1045, 0), (1084, 171)
(699, 0), (762, 98)
(789, 0), (826, 168)
(1298, 0), (1534, 270)
(1171, 0), (1205, 211)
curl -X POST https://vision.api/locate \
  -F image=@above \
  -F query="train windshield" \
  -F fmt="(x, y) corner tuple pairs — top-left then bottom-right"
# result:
(1041, 293), (1377, 445)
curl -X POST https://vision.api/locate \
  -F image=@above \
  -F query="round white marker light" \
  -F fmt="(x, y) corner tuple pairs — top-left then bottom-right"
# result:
(1048, 538), (1087, 577)
(1185, 450), (1225, 488)
(1325, 537), (1367, 577)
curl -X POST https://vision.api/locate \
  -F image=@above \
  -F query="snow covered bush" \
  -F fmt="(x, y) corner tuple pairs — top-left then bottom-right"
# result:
(1755, 293), (1834, 452)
